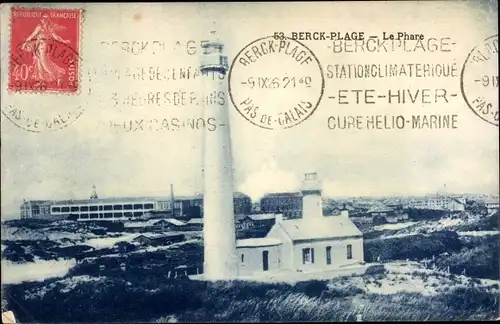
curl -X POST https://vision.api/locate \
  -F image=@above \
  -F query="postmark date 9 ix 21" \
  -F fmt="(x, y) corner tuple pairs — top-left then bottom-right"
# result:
(229, 36), (325, 130)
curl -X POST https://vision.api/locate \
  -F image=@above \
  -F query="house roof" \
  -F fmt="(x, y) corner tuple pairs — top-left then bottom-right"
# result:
(236, 238), (282, 248)
(233, 192), (251, 199)
(235, 215), (248, 222)
(124, 218), (187, 228)
(124, 219), (163, 228)
(164, 218), (186, 226)
(187, 218), (204, 224)
(262, 192), (303, 198)
(248, 213), (280, 221)
(482, 198), (499, 205)
(133, 233), (183, 240)
(276, 216), (362, 241)
(367, 205), (394, 213)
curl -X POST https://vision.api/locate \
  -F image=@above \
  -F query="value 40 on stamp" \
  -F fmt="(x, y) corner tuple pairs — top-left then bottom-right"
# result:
(228, 36), (325, 130)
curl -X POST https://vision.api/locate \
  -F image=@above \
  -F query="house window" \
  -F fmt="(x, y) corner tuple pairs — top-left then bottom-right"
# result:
(302, 248), (315, 264)
(241, 254), (244, 264)
(346, 244), (353, 260)
(326, 246), (332, 265)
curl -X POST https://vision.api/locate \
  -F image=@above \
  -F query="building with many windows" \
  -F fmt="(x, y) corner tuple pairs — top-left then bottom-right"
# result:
(19, 191), (252, 221)
(406, 196), (465, 212)
(260, 192), (303, 218)
(20, 200), (53, 220)
(481, 197), (500, 213)
(49, 197), (176, 221)
(188, 192), (252, 217)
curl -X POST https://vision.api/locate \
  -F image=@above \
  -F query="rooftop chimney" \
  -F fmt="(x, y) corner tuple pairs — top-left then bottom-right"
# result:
(300, 172), (323, 219)
(340, 203), (349, 218)
(90, 184), (98, 200)
(170, 184), (175, 217)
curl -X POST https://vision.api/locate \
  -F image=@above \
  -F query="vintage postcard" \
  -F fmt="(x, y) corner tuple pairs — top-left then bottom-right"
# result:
(1, 1), (498, 322)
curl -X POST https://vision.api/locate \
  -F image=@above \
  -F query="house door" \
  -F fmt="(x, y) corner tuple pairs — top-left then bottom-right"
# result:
(262, 250), (269, 271)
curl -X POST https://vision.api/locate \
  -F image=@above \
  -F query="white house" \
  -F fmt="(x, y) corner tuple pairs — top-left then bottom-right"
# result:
(482, 197), (499, 213)
(235, 172), (365, 276)
(407, 196), (465, 212)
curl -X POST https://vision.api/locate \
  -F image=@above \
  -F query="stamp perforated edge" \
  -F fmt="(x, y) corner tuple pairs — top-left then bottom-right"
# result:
(6, 5), (85, 96)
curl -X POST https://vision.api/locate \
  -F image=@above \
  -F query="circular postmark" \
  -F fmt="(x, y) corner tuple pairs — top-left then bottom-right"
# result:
(2, 38), (84, 132)
(228, 36), (325, 130)
(460, 35), (498, 127)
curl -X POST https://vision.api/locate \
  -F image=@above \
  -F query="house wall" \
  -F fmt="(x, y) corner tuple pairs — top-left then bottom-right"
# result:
(449, 200), (465, 212)
(236, 244), (282, 275)
(266, 225), (294, 270)
(302, 193), (323, 220)
(292, 237), (364, 272)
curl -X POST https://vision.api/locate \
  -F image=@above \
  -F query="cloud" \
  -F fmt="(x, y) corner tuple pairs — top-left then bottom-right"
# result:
(238, 160), (301, 201)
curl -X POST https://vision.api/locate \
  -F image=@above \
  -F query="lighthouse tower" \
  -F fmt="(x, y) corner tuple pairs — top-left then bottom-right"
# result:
(200, 24), (239, 279)
(301, 172), (323, 219)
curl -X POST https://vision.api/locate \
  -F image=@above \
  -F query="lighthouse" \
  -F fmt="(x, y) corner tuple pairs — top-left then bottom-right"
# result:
(301, 172), (323, 219)
(200, 24), (239, 279)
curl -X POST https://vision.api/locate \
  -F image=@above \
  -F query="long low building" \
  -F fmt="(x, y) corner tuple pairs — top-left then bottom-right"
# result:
(20, 191), (252, 221)
(405, 196), (465, 212)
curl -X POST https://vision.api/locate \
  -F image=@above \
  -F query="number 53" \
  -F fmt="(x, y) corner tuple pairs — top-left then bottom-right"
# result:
(273, 32), (285, 40)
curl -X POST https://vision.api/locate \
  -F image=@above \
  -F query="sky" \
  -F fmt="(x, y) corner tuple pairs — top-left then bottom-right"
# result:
(1, 1), (498, 219)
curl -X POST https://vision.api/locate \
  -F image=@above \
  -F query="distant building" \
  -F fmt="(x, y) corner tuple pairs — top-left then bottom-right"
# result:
(20, 200), (54, 220)
(19, 191), (252, 221)
(165, 192), (251, 217)
(132, 233), (185, 246)
(123, 218), (186, 233)
(260, 192), (303, 218)
(482, 197), (499, 213)
(406, 196), (465, 212)
(235, 216), (255, 231)
(248, 213), (283, 228)
(184, 218), (204, 231)
(368, 205), (396, 217)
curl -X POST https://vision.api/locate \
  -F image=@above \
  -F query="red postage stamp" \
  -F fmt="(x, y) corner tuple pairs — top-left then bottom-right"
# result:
(8, 7), (82, 94)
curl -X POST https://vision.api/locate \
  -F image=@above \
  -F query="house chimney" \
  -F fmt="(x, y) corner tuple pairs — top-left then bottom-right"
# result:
(300, 172), (323, 219)
(340, 203), (349, 218)
(170, 184), (175, 217)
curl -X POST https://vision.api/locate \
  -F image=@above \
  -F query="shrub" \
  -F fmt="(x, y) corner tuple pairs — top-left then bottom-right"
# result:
(294, 280), (328, 298)
(322, 286), (364, 298)
(435, 236), (499, 280)
(365, 264), (386, 275)
(439, 287), (498, 313)
(364, 231), (462, 262)
(5, 277), (500, 323)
